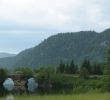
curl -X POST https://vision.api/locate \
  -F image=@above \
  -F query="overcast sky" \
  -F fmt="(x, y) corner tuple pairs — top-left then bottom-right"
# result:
(0, 0), (110, 54)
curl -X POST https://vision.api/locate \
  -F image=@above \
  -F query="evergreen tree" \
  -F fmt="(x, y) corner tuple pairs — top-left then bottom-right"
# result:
(103, 48), (110, 91)
(92, 63), (103, 75)
(81, 59), (92, 74)
(65, 63), (70, 74)
(69, 60), (77, 74)
(79, 67), (89, 79)
(57, 60), (65, 73)
(0, 68), (8, 96)
(105, 48), (110, 76)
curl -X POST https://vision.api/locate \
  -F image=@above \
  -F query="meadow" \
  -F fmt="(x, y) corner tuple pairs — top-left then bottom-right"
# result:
(1, 93), (110, 100)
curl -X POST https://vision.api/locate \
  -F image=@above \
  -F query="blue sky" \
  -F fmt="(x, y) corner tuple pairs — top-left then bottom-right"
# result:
(0, 0), (110, 54)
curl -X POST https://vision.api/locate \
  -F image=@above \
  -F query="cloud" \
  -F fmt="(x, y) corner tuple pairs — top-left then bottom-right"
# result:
(0, 0), (110, 53)
(0, 0), (109, 32)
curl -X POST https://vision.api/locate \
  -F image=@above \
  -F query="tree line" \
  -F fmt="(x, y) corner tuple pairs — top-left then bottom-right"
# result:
(57, 59), (103, 76)
(0, 48), (110, 95)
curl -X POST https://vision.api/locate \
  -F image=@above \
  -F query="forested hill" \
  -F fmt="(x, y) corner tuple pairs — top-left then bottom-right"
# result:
(0, 29), (110, 69)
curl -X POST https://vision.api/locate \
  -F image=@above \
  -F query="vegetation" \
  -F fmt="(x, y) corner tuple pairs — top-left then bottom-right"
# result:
(0, 68), (8, 96)
(0, 48), (110, 95)
(103, 48), (110, 91)
(0, 53), (108, 95)
(0, 30), (110, 99)
(1, 93), (110, 100)
(15, 67), (33, 78)
(0, 29), (110, 68)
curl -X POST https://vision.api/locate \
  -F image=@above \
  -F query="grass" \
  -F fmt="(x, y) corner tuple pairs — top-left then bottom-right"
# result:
(1, 93), (110, 100)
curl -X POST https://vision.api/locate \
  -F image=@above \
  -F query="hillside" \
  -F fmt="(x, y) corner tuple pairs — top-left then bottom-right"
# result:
(0, 53), (16, 58)
(0, 29), (110, 69)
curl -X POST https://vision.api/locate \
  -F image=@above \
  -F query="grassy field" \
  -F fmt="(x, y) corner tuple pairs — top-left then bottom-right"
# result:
(1, 93), (110, 100)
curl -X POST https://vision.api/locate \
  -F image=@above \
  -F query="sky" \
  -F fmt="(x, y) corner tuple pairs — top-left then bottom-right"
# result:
(0, 0), (110, 54)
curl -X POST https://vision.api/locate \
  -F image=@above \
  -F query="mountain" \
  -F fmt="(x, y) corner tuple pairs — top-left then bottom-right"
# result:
(0, 53), (16, 58)
(0, 29), (110, 69)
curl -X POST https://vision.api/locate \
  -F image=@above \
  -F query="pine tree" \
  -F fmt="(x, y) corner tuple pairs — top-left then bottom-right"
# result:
(103, 48), (110, 91)
(92, 63), (103, 75)
(79, 67), (89, 79)
(57, 60), (65, 73)
(81, 59), (92, 74)
(105, 48), (110, 76)
(69, 60), (76, 74)
(65, 63), (70, 74)
(0, 68), (8, 96)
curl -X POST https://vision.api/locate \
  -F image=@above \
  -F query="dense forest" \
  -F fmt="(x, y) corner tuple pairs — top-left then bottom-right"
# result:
(0, 29), (110, 96)
(0, 48), (110, 95)
(0, 29), (110, 69)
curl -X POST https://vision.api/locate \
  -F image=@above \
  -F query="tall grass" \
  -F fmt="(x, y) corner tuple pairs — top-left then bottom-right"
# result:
(1, 93), (109, 100)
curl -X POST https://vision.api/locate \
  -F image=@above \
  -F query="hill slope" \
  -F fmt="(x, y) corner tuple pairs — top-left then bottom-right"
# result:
(0, 53), (16, 58)
(0, 29), (110, 69)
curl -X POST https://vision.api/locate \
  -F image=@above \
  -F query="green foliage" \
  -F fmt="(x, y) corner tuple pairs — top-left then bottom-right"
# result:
(79, 67), (89, 79)
(81, 59), (92, 74)
(103, 48), (110, 91)
(15, 67), (33, 77)
(108, 48), (110, 62)
(37, 67), (55, 79)
(56, 60), (78, 74)
(57, 60), (66, 73)
(92, 63), (103, 75)
(0, 68), (7, 80)
(0, 29), (110, 68)
(0, 29), (110, 94)
(0, 68), (8, 96)
(37, 73), (76, 94)
(79, 59), (92, 79)
(66, 60), (77, 74)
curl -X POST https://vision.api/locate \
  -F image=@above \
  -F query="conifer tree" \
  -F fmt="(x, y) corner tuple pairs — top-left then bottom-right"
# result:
(81, 59), (92, 74)
(104, 48), (110, 91)
(57, 60), (65, 73)
(69, 60), (77, 74)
